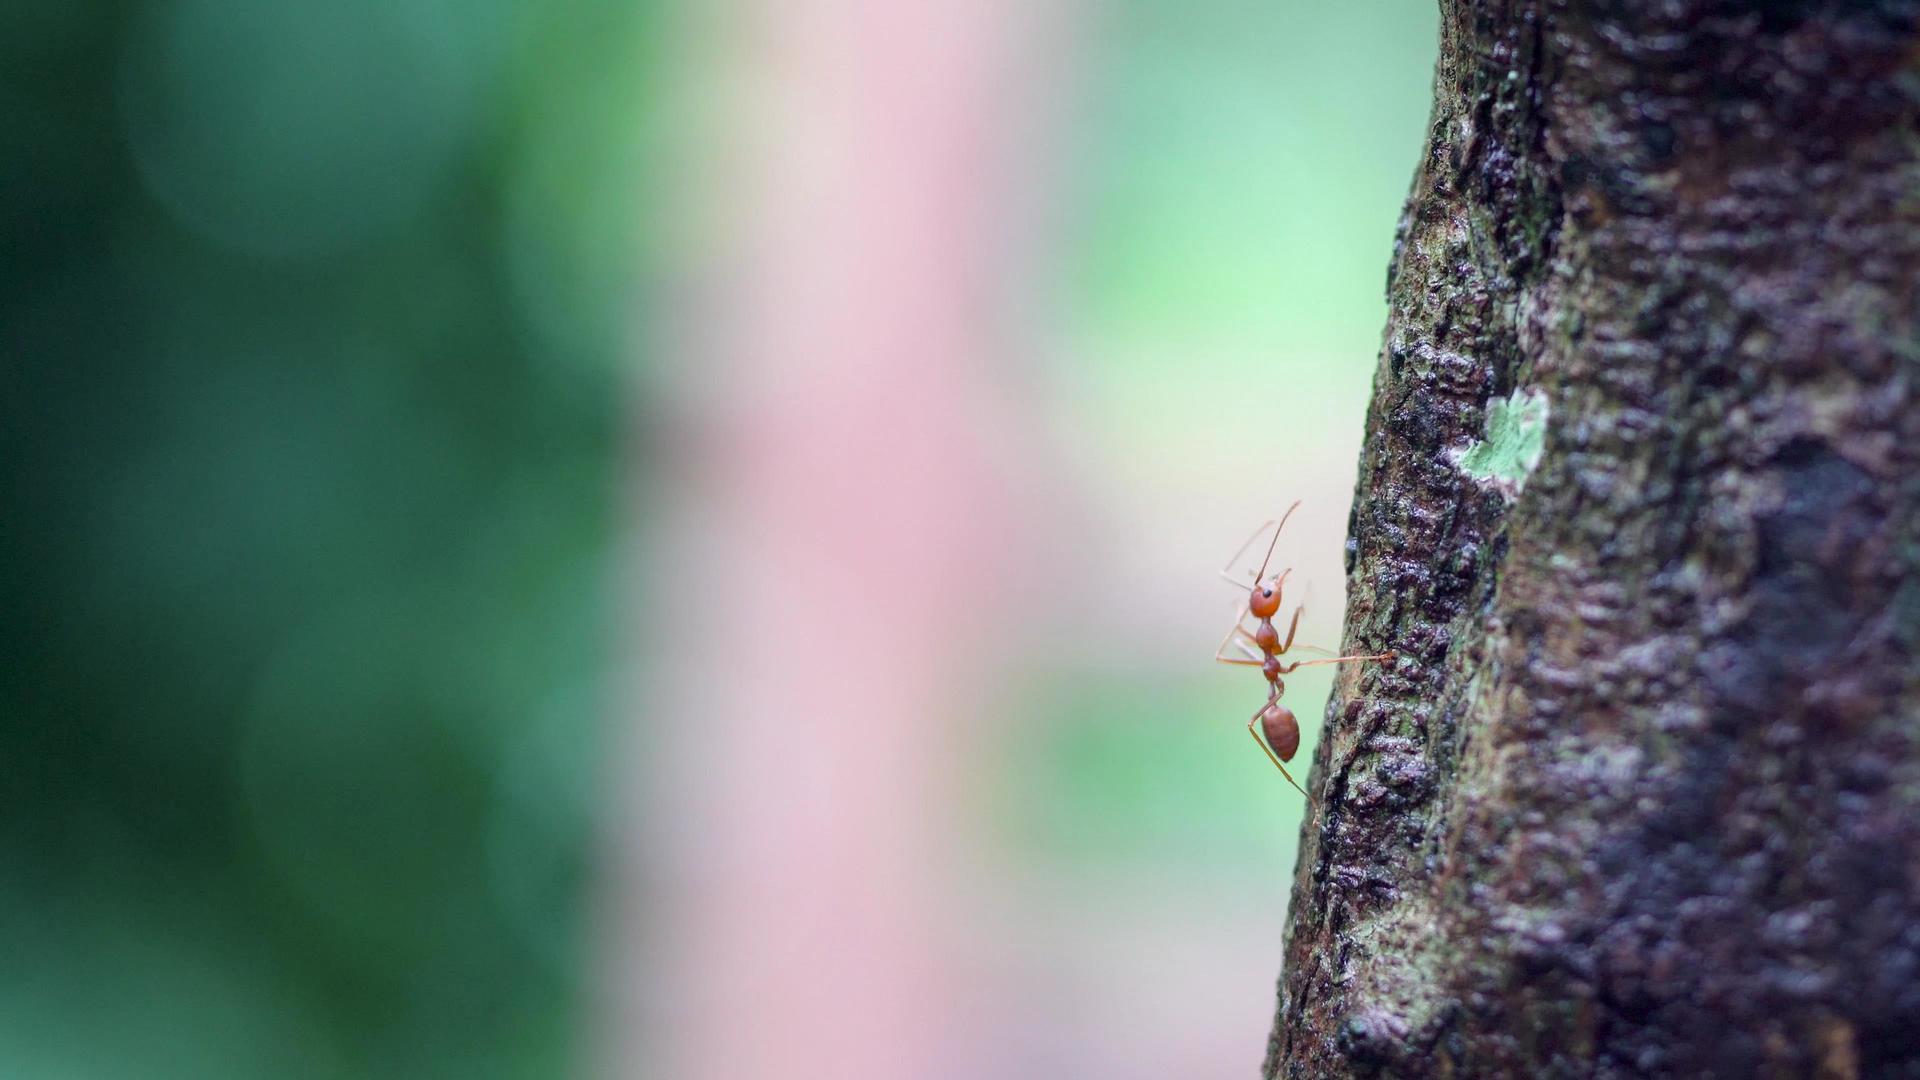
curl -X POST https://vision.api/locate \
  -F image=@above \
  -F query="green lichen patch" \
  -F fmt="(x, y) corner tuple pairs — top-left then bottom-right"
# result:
(1459, 388), (1549, 490)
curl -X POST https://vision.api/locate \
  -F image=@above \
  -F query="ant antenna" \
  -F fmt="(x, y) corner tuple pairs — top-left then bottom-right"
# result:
(1254, 500), (1302, 583)
(1222, 520), (1276, 581)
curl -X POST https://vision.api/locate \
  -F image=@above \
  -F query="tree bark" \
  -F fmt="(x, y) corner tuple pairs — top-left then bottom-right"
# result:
(1268, 3), (1920, 1077)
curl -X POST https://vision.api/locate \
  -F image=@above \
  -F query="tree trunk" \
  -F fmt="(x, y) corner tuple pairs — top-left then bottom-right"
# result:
(1267, 3), (1920, 1077)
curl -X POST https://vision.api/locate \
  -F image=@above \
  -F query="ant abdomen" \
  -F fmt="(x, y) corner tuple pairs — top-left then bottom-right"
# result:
(1261, 703), (1299, 761)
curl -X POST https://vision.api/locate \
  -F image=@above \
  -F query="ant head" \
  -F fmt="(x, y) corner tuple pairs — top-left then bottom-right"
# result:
(1247, 569), (1287, 619)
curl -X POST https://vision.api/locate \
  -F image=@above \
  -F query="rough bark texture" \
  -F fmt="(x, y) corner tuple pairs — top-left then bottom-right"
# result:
(1268, 2), (1920, 1077)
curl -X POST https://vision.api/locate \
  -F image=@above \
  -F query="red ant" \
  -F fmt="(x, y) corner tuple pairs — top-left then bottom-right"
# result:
(1213, 502), (1392, 796)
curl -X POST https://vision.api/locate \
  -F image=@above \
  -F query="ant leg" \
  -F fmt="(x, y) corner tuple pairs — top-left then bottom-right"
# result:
(1215, 626), (1262, 666)
(1213, 598), (1256, 662)
(1271, 590), (1335, 657)
(1274, 653), (1397, 668)
(1247, 717), (1308, 796)
(1277, 604), (1305, 653)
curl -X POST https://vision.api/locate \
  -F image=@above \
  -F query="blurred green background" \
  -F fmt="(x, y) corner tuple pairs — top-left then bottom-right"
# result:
(1, 0), (1432, 1076)
(2, 2), (651, 1075)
